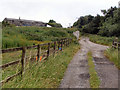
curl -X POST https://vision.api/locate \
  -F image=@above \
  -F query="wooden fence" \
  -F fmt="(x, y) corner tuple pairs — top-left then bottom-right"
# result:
(112, 40), (120, 50)
(1, 38), (72, 84)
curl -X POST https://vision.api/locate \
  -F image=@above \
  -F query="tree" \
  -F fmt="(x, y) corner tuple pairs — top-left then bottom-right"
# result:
(49, 20), (56, 23)
(48, 20), (62, 28)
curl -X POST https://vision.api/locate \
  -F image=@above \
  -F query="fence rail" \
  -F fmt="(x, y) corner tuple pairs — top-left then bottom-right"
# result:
(1, 38), (72, 84)
(112, 41), (120, 50)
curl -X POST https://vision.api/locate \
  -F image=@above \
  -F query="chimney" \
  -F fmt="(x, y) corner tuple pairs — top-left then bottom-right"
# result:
(19, 17), (21, 20)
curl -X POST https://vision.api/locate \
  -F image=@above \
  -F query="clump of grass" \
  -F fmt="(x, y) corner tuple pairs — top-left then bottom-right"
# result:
(2, 42), (80, 88)
(87, 51), (100, 88)
(104, 48), (120, 69)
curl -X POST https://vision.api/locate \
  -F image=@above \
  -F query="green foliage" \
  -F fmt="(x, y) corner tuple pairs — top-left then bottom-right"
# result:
(48, 19), (62, 28)
(48, 23), (62, 28)
(73, 6), (120, 37)
(48, 19), (56, 23)
(73, 15), (94, 28)
(88, 34), (115, 46)
(2, 27), (76, 49)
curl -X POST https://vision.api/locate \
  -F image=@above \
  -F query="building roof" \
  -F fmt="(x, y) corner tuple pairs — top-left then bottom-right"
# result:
(4, 18), (46, 23)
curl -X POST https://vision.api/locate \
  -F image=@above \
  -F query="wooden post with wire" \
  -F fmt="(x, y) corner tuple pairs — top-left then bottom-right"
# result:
(58, 41), (60, 51)
(37, 44), (41, 61)
(53, 42), (56, 57)
(61, 40), (63, 51)
(21, 47), (26, 77)
(47, 43), (50, 59)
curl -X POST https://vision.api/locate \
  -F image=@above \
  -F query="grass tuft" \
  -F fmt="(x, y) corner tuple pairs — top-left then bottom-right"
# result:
(87, 51), (100, 88)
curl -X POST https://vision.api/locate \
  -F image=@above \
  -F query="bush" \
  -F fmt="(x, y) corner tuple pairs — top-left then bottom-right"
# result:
(47, 23), (62, 28)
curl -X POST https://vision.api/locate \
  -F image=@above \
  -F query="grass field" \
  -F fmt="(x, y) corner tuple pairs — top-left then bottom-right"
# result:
(2, 27), (77, 49)
(2, 42), (80, 88)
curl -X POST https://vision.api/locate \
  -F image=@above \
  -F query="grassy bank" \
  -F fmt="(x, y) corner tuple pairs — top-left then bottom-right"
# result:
(2, 42), (80, 88)
(87, 51), (100, 88)
(2, 27), (77, 49)
(87, 34), (115, 46)
(104, 48), (120, 69)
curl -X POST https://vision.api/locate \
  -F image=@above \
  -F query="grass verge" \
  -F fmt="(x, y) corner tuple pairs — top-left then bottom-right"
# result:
(2, 42), (80, 88)
(104, 48), (120, 69)
(87, 34), (115, 46)
(87, 51), (100, 88)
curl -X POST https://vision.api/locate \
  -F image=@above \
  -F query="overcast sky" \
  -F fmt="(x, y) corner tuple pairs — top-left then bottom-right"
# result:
(0, 0), (119, 27)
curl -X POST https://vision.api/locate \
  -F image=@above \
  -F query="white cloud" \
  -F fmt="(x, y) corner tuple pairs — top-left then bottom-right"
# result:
(0, 0), (119, 27)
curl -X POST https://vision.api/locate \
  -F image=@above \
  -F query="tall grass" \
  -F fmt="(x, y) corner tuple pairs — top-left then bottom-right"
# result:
(87, 34), (115, 46)
(2, 42), (80, 88)
(2, 27), (77, 49)
(104, 48), (119, 69)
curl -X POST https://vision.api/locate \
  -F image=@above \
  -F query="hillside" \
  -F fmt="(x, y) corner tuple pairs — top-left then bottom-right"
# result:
(2, 27), (77, 49)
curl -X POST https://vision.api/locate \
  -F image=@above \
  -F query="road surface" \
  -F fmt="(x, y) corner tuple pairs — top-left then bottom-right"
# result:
(59, 37), (119, 88)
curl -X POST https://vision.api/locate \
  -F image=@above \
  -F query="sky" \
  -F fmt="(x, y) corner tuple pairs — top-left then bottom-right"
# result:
(0, 0), (119, 27)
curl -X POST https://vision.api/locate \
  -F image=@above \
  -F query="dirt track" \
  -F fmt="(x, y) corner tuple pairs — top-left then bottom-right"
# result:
(59, 37), (119, 88)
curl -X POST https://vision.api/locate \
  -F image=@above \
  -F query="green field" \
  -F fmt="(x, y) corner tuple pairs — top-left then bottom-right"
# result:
(2, 27), (77, 49)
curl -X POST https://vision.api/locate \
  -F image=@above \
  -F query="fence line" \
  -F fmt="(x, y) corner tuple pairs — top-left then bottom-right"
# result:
(1, 38), (72, 84)
(112, 40), (120, 50)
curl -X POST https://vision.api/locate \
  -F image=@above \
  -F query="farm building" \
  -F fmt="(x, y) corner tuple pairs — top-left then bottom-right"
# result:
(3, 18), (47, 27)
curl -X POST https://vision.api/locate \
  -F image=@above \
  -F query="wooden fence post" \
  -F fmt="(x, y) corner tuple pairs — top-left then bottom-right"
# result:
(21, 47), (26, 77)
(53, 42), (56, 57)
(47, 43), (50, 59)
(61, 40), (63, 51)
(37, 44), (41, 61)
(58, 41), (60, 50)
(118, 43), (120, 51)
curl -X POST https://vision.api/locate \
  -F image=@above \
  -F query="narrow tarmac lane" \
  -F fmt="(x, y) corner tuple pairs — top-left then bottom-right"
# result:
(59, 37), (119, 88)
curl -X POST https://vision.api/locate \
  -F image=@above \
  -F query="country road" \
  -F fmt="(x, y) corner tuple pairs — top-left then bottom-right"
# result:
(59, 37), (119, 88)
